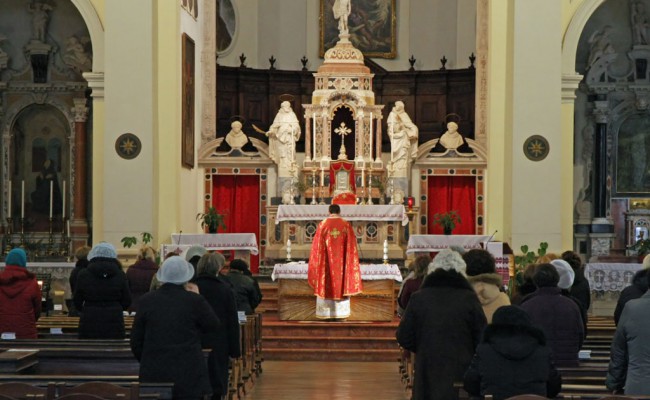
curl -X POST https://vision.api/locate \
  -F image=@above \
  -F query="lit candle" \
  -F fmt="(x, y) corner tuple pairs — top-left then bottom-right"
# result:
(7, 180), (11, 217)
(61, 180), (66, 219)
(21, 180), (24, 219)
(320, 167), (325, 186)
(369, 112), (373, 160)
(49, 181), (53, 218)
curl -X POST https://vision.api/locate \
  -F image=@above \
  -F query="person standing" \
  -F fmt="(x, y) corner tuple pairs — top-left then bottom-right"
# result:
(222, 259), (262, 315)
(0, 248), (41, 339)
(308, 204), (362, 320)
(67, 245), (90, 317)
(463, 249), (510, 323)
(131, 256), (220, 400)
(74, 242), (131, 339)
(126, 246), (159, 313)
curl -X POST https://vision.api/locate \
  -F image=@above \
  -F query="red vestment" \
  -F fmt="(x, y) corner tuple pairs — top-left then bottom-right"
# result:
(308, 216), (362, 300)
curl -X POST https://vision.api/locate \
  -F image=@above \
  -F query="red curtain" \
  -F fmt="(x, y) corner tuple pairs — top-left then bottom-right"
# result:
(427, 176), (476, 235)
(212, 175), (260, 273)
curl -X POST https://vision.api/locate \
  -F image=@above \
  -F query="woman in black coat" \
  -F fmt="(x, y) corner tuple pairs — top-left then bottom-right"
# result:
(131, 256), (220, 400)
(464, 305), (562, 400)
(73, 243), (131, 339)
(397, 249), (487, 400)
(614, 268), (648, 325)
(194, 253), (241, 400)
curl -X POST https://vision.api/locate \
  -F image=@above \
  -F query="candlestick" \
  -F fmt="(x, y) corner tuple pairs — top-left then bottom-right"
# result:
(62, 180), (66, 219)
(7, 180), (11, 218)
(286, 239), (292, 261)
(49, 181), (53, 218)
(369, 112), (373, 160)
(21, 181), (24, 219)
(67, 219), (71, 238)
(320, 167), (325, 186)
(383, 239), (389, 264)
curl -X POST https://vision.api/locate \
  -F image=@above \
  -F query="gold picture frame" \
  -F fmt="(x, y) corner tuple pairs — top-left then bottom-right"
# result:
(319, 0), (396, 59)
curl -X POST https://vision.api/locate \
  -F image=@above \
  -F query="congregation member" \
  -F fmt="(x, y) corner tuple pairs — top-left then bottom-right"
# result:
(510, 264), (539, 305)
(463, 249), (510, 323)
(74, 242), (131, 339)
(397, 255), (431, 313)
(68, 245), (90, 316)
(223, 259), (262, 315)
(520, 263), (584, 366)
(606, 277), (650, 396)
(551, 259), (588, 334)
(194, 253), (241, 400)
(0, 248), (41, 339)
(463, 305), (562, 400)
(397, 248), (486, 400)
(126, 245), (159, 313)
(131, 256), (221, 400)
(561, 250), (591, 315)
(396, 260), (416, 316)
(613, 254), (650, 325)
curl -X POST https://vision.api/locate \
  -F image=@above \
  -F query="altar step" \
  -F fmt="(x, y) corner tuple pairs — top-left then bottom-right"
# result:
(261, 313), (401, 362)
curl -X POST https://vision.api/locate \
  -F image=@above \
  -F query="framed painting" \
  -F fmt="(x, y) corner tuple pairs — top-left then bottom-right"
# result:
(320, 0), (396, 59)
(182, 33), (195, 169)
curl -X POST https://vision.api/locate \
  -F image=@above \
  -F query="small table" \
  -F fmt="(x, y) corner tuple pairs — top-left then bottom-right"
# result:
(162, 233), (258, 264)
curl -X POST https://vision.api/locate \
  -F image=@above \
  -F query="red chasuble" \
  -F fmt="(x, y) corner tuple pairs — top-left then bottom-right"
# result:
(308, 216), (362, 300)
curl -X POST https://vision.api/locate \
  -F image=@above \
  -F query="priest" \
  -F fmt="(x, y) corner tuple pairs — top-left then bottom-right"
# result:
(308, 204), (362, 319)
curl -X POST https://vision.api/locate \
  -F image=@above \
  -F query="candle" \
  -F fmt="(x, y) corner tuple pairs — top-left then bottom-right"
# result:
(7, 180), (11, 217)
(61, 180), (66, 219)
(361, 166), (365, 188)
(49, 181), (53, 218)
(320, 167), (325, 186)
(67, 220), (71, 237)
(287, 239), (291, 248)
(369, 112), (373, 159)
(21, 181), (24, 219)
(313, 115), (316, 158)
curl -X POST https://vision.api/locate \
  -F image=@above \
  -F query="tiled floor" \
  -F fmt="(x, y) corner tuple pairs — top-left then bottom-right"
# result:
(246, 361), (407, 400)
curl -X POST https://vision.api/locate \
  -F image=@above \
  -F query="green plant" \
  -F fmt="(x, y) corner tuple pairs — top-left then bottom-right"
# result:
(120, 232), (154, 249)
(293, 179), (308, 195)
(510, 242), (548, 294)
(630, 238), (650, 255)
(432, 210), (461, 234)
(197, 206), (226, 233)
(370, 176), (386, 195)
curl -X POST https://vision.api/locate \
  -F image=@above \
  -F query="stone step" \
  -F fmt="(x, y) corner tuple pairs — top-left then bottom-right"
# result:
(263, 347), (400, 362)
(263, 335), (398, 350)
(262, 320), (399, 338)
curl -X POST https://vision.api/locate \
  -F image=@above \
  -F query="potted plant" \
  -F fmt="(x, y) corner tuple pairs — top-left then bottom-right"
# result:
(510, 242), (548, 296)
(432, 210), (461, 235)
(196, 206), (226, 233)
(630, 238), (650, 261)
(120, 232), (154, 248)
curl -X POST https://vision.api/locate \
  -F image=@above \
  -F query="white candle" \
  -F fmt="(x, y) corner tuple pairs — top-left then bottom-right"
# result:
(287, 239), (291, 248)
(369, 112), (373, 159)
(320, 167), (325, 186)
(61, 180), (66, 219)
(313, 116), (317, 158)
(67, 220), (71, 237)
(361, 167), (365, 188)
(21, 181), (24, 219)
(7, 180), (11, 217)
(49, 181), (53, 218)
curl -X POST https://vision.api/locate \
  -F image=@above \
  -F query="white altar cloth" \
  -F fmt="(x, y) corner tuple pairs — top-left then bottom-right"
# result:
(406, 234), (491, 254)
(585, 263), (643, 293)
(165, 233), (259, 255)
(271, 261), (403, 282)
(276, 205), (409, 226)
(0, 262), (75, 280)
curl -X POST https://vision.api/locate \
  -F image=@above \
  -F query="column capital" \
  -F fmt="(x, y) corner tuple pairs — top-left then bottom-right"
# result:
(72, 98), (89, 123)
(561, 73), (584, 103)
(82, 71), (105, 99)
(593, 100), (610, 124)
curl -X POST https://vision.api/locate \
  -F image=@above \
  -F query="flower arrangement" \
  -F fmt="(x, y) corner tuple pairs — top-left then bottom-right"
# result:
(432, 210), (461, 235)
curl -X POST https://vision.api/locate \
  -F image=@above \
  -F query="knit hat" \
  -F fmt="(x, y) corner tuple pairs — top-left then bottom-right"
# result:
(185, 245), (207, 262)
(157, 256), (194, 284)
(428, 248), (467, 275)
(88, 242), (118, 260)
(551, 259), (575, 290)
(6, 248), (27, 267)
(492, 305), (531, 326)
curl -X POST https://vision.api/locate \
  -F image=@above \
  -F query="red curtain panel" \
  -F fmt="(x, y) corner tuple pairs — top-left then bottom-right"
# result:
(212, 175), (260, 272)
(427, 175), (476, 235)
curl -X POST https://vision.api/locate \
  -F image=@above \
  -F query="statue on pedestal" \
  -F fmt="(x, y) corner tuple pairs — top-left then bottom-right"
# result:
(28, 1), (54, 43)
(387, 101), (418, 177)
(333, 0), (352, 36)
(266, 101), (301, 177)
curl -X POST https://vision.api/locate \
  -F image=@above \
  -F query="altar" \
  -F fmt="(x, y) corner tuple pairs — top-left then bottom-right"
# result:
(161, 233), (258, 264)
(406, 234), (491, 254)
(272, 262), (403, 321)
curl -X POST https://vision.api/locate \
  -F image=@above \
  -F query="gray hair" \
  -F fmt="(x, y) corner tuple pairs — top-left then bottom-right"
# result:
(197, 252), (226, 276)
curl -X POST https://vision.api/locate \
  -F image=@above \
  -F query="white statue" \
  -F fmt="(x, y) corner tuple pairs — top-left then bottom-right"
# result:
(587, 26), (615, 67)
(225, 120), (249, 150)
(631, 0), (650, 45)
(28, 1), (54, 43)
(267, 101), (301, 176)
(387, 101), (418, 176)
(63, 36), (92, 72)
(333, 0), (351, 35)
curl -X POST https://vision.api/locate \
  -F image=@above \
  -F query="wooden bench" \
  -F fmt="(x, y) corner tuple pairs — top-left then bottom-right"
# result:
(0, 378), (173, 400)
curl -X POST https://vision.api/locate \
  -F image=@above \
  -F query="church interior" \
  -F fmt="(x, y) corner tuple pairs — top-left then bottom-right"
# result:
(0, 0), (649, 398)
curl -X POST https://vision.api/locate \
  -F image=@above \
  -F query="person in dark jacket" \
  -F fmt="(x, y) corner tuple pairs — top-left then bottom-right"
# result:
(222, 259), (262, 315)
(73, 242), (131, 339)
(131, 256), (221, 400)
(0, 248), (41, 339)
(561, 250), (591, 314)
(194, 252), (241, 400)
(67, 245), (90, 316)
(550, 259), (588, 335)
(520, 263), (584, 367)
(397, 249), (487, 400)
(126, 246), (159, 313)
(397, 255), (431, 312)
(511, 264), (539, 305)
(464, 305), (562, 400)
(614, 267), (648, 325)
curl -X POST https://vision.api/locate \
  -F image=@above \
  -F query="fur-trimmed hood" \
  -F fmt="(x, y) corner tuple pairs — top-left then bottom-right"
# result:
(482, 323), (546, 360)
(467, 272), (503, 286)
(422, 268), (474, 291)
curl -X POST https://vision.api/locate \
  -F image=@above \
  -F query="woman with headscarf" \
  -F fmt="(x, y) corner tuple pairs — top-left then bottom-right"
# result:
(0, 248), (41, 339)
(73, 242), (131, 339)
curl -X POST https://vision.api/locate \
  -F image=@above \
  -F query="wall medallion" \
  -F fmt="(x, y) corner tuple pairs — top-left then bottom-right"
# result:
(523, 135), (549, 161)
(115, 133), (142, 160)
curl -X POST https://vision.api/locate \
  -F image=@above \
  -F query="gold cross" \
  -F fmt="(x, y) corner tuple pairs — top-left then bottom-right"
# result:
(334, 122), (351, 138)
(329, 228), (341, 239)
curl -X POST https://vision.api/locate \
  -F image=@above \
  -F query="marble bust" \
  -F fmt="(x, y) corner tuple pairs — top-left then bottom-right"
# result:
(225, 120), (249, 150)
(431, 122), (474, 156)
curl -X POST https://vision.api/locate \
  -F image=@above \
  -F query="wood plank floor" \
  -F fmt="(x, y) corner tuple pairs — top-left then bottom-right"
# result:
(246, 361), (407, 400)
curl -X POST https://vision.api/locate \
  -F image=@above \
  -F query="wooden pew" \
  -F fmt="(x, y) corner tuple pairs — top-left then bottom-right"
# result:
(0, 377), (173, 399)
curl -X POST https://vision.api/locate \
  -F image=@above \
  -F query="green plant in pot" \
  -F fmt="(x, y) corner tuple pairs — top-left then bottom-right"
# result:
(196, 206), (226, 233)
(432, 210), (461, 235)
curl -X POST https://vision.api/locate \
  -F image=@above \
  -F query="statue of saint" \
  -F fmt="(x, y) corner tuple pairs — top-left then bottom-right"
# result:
(63, 36), (92, 72)
(28, 1), (54, 43)
(387, 101), (419, 174)
(587, 26), (615, 68)
(225, 120), (249, 151)
(632, 0), (650, 45)
(267, 101), (301, 175)
(431, 122), (473, 156)
(333, 0), (351, 35)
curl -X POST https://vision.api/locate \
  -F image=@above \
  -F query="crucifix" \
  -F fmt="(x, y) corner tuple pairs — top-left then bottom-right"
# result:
(335, 122), (352, 160)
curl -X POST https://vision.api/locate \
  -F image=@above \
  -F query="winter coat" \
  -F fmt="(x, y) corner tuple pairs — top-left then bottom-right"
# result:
(467, 273), (510, 323)
(464, 319), (562, 399)
(520, 287), (584, 366)
(570, 268), (591, 314)
(397, 269), (487, 400)
(614, 269), (648, 325)
(194, 274), (241, 397)
(73, 257), (131, 339)
(69, 258), (88, 294)
(397, 275), (424, 311)
(606, 292), (650, 396)
(130, 283), (221, 399)
(0, 265), (41, 339)
(222, 270), (262, 314)
(126, 259), (158, 313)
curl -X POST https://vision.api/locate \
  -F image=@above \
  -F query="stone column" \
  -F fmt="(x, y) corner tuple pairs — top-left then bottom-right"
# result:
(592, 100), (609, 222)
(305, 115), (311, 161)
(71, 98), (88, 222)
